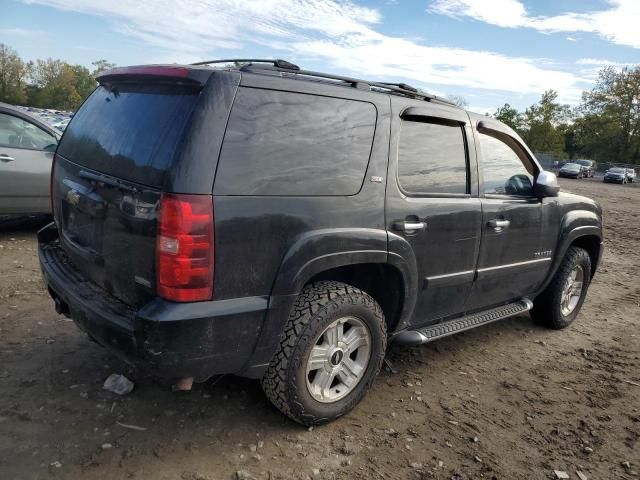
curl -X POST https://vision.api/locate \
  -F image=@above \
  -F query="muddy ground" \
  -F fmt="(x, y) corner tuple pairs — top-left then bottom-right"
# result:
(1, 177), (639, 480)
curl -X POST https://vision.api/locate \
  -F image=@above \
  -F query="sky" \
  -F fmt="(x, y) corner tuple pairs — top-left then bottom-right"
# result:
(1, 0), (638, 113)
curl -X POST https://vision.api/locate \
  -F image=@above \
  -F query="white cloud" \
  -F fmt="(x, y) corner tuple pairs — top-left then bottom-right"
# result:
(576, 58), (633, 67)
(23, 0), (585, 102)
(428, 0), (640, 49)
(566, 36), (577, 42)
(0, 27), (46, 36)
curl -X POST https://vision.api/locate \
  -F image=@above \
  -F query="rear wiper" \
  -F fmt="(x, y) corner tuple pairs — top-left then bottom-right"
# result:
(79, 170), (139, 193)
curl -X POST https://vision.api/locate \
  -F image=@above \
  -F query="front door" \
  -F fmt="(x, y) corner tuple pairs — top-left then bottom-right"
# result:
(0, 112), (57, 214)
(465, 124), (551, 311)
(386, 101), (482, 326)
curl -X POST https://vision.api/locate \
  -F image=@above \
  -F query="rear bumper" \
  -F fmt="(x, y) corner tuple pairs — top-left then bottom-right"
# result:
(38, 223), (285, 382)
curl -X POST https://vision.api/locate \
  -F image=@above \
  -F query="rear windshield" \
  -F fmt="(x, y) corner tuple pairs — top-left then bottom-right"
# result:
(57, 85), (199, 188)
(215, 87), (377, 196)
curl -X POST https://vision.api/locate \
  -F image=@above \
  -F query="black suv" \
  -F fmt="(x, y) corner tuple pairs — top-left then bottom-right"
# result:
(39, 60), (603, 425)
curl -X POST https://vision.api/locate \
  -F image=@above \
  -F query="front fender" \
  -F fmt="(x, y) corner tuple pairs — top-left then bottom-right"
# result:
(538, 210), (602, 294)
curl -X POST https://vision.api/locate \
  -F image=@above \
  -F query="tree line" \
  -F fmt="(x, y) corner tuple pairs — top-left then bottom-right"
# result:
(1, 43), (638, 164)
(494, 66), (640, 165)
(0, 43), (114, 111)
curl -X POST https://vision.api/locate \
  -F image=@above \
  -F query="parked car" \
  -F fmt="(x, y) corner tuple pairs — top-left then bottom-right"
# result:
(575, 159), (596, 178)
(38, 60), (603, 425)
(625, 168), (636, 183)
(603, 167), (628, 184)
(558, 162), (584, 179)
(0, 102), (61, 216)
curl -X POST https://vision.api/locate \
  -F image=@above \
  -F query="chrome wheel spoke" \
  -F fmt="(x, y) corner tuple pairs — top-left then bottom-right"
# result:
(338, 358), (361, 388)
(307, 344), (330, 372)
(311, 369), (336, 400)
(324, 322), (343, 346)
(343, 326), (369, 354)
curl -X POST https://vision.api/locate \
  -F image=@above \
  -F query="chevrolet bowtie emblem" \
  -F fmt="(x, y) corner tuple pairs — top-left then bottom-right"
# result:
(66, 190), (80, 206)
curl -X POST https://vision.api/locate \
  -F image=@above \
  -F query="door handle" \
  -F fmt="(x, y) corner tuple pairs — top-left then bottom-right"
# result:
(393, 221), (427, 232)
(0, 154), (15, 162)
(488, 219), (510, 231)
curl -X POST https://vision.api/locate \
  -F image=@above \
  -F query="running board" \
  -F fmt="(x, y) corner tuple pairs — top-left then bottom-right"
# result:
(393, 298), (534, 346)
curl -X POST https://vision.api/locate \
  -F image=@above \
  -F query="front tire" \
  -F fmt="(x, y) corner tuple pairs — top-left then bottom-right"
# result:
(261, 281), (386, 425)
(531, 247), (592, 329)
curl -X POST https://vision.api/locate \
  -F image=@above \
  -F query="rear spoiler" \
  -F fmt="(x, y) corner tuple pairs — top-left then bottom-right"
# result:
(96, 65), (212, 87)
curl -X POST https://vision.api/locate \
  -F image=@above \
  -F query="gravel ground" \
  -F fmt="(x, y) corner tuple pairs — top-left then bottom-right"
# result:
(0, 178), (639, 480)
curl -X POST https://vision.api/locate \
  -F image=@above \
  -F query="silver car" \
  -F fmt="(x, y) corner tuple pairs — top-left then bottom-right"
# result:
(0, 103), (61, 215)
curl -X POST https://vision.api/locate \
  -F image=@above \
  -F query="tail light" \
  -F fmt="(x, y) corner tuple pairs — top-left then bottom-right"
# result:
(157, 194), (214, 302)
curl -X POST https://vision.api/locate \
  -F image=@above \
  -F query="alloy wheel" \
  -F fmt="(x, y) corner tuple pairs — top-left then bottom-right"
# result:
(305, 316), (371, 403)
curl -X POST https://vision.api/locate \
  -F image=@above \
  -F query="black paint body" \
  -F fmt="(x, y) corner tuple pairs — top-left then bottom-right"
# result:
(38, 66), (603, 382)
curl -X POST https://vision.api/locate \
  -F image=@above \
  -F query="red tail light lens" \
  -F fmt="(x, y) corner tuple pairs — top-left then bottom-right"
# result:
(157, 194), (214, 302)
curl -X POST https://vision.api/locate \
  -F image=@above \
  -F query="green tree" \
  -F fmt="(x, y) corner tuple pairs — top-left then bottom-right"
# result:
(69, 64), (96, 100)
(521, 90), (571, 155)
(0, 43), (29, 104)
(494, 103), (523, 133)
(446, 95), (468, 109)
(91, 59), (116, 76)
(578, 66), (640, 164)
(28, 59), (100, 110)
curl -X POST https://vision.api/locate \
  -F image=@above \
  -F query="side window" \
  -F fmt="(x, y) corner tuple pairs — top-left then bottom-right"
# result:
(0, 113), (56, 150)
(215, 88), (377, 196)
(479, 132), (535, 196)
(397, 120), (468, 195)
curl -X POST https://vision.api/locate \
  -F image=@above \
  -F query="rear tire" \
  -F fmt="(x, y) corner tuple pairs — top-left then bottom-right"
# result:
(531, 247), (592, 329)
(261, 281), (386, 425)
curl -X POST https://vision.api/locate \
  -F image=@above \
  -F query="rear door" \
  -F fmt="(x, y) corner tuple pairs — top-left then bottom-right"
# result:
(465, 122), (550, 310)
(0, 111), (57, 214)
(386, 101), (482, 326)
(52, 80), (204, 307)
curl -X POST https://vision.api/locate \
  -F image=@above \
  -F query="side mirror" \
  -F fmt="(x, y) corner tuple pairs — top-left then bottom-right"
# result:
(534, 171), (560, 198)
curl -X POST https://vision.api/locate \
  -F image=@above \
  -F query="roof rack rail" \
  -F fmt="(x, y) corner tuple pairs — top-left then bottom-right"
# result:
(192, 58), (455, 106)
(378, 82), (418, 93)
(241, 64), (456, 106)
(191, 58), (300, 70)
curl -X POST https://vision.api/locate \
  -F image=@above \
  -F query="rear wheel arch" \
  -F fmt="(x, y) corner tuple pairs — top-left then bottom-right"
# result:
(306, 262), (406, 334)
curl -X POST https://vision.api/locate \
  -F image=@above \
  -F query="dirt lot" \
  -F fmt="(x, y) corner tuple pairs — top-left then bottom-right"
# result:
(1, 178), (639, 480)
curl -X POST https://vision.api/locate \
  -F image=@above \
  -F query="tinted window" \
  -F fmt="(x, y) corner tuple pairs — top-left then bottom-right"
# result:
(0, 113), (56, 150)
(480, 133), (534, 196)
(215, 88), (376, 196)
(58, 85), (199, 188)
(397, 120), (468, 195)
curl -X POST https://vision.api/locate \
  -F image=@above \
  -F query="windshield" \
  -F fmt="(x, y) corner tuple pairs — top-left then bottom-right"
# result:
(576, 160), (592, 166)
(563, 163), (580, 170)
(609, 168), (625, 173)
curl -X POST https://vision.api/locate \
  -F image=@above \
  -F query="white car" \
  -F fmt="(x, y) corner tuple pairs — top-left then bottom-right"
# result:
(625, 168), (636, 183)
